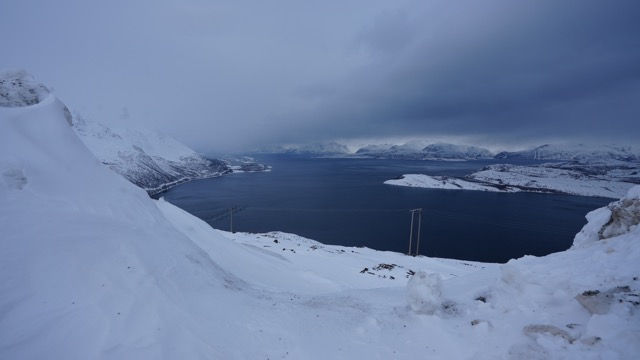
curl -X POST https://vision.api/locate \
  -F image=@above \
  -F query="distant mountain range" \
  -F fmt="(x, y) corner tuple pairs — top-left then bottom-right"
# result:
(257, 140), (640, 163)
(355, 142), (494, 160)
(494, 144), (639, 162)
(256, 142), (351, 156)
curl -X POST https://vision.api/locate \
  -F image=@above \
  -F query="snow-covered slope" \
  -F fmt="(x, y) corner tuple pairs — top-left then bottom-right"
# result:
(495, 144), (640, 162)
(1, 73), (639, 359)
(356, 142), (494, 160)
(71, 114), (230, 194)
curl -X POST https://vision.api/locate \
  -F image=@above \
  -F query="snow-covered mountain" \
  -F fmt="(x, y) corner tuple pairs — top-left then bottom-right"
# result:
(0, 69), (236, 195)
(257, 141), (351, 156)
(1, 71), (639, 359)
(423, 143), (494, 160)
(495, 144), (640, 162)
(356, 142), (494, 160)
(71, 115), (231, 194)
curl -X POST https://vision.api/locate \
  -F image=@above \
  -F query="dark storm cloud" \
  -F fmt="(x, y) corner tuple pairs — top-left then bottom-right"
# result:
(270, 0), (640, 148)
(2, 0), (638, 152)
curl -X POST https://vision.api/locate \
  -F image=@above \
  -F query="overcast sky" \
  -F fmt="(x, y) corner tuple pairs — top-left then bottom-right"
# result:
(2, 0), (639, 153)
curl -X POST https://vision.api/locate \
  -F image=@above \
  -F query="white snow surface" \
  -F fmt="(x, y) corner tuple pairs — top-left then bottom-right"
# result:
(387, 163), (638, 199)
(1, 91), (639, 359)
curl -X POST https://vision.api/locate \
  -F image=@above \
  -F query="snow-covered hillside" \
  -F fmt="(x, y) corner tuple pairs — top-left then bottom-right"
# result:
(71, 115), (231, 194)
(1, 74), (639, 359)
(495, 144), (640, 162)
(356, 142), (494, 160)
(386, 162), (639, 199)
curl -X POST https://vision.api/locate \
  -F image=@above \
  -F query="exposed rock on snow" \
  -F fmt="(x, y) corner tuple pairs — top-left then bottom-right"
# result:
(600, 187), (640, 239)
(0, 69), (73, 125)
(0, 69), (51, 108)
(523, 324), (575, 344)
(574, 185), (640, 246)
(575, 286), (634, 315)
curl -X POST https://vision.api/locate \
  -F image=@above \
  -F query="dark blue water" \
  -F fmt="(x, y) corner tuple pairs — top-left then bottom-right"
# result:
(157, 155), (610, 263)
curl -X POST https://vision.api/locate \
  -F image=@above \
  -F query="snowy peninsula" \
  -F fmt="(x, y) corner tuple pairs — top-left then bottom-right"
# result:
(386, 162), (639, 199)
(2, 71), (639, 359)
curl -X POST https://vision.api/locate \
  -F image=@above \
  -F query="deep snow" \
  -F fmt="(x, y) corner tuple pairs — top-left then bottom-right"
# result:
(1, 75), (639, 359)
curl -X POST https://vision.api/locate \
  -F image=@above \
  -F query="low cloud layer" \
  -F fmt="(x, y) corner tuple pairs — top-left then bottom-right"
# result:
(2, 0), (639, 153)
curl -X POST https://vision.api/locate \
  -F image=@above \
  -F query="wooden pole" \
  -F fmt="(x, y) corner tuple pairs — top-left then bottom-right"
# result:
(408, 210), (414, 255)
(416, 209), (422, 255)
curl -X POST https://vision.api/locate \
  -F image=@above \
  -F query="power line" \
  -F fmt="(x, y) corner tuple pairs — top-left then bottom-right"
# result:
(194, 205), (577, 236)
(204, 206), (246, 232)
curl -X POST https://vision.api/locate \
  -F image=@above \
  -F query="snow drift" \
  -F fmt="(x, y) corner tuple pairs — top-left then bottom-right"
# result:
(1, 71), (638, 359)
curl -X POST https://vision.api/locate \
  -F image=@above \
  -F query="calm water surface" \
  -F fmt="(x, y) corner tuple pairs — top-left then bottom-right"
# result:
(157, 155), (610, 263)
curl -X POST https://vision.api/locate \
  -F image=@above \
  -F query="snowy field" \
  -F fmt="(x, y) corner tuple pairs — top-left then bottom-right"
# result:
(1, 72), (639, 359)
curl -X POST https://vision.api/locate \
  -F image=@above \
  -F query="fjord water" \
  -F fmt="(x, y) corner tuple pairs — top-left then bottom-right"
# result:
(158, 155), (610, 263)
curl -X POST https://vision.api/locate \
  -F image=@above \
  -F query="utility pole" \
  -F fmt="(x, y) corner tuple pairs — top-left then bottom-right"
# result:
(416, 208), (422, 255)
(206, 206), (245, 233)
(408, 208), (423, 256)
(408, 210), (415, 255)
